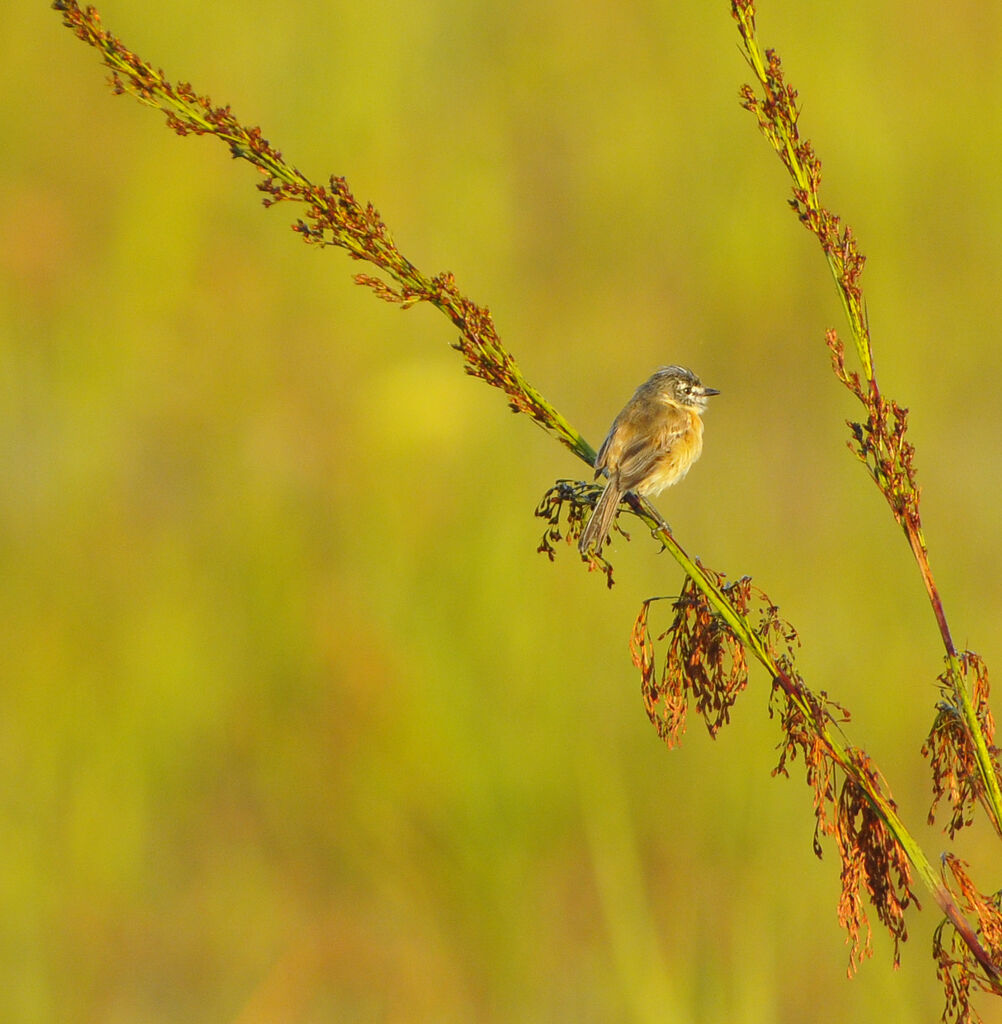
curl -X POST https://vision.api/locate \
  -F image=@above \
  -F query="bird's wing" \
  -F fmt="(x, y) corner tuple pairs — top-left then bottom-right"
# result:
(592, 425), (616, 479)
(616, 418), (689, 491)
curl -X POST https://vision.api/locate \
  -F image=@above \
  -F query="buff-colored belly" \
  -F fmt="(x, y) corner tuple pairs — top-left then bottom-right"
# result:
(636, 414), (704, 496)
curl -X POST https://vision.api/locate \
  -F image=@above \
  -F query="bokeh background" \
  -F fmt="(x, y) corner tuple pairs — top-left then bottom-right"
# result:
(4, 1), (1002, 1021)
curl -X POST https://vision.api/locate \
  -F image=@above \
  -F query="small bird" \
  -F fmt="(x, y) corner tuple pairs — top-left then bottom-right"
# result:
(579, 365), (719, 555)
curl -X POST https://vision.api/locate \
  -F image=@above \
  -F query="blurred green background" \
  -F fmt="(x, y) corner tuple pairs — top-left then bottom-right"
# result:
(4, 1), (1002, 1021)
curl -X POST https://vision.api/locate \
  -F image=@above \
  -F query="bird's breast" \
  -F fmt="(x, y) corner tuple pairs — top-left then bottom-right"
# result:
(636, 409), (704, 496)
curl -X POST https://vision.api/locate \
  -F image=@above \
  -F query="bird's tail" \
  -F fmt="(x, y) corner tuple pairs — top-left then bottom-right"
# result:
(579, 480), (622, 555)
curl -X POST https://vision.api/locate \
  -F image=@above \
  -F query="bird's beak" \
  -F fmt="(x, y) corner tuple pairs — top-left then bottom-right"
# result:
(701, 386), (721, 397)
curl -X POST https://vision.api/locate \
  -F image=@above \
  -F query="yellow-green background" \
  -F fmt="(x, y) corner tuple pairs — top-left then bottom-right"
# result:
(4, 1), (1002, 1021)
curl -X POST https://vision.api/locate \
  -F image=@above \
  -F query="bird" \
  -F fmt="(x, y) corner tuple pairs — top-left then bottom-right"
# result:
(579, 365), (719, 555)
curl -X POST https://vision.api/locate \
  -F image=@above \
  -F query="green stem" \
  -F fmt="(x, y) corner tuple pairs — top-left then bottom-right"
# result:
(630, 496), (997, 976)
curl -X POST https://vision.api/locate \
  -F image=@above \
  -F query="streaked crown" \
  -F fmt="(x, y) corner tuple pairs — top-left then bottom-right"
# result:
(650, 365), (720, 411)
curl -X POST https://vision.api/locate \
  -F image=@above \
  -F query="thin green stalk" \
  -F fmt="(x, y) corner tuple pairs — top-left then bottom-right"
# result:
(733, 0), (1002, 840)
